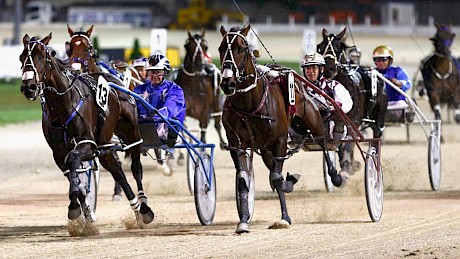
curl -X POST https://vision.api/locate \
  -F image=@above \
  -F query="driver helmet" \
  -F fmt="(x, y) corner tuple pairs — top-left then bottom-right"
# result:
(146, 54), (171, 72)
(301, 52), (325, 67)
(132, 57), (147, 68)
(347, 47), (361, 64)
(373, 45), (394, 59)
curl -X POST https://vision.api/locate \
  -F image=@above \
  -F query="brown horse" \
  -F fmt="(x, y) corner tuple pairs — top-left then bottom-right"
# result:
(175, 29), (227, 149)
(317, 28), (387, 174)
(66, 24), (143, 91)
(19, 33), (154, 226)
(219, 25), (345, 233)
(67, 24), (173, 199)
(421, 23), (460, 123)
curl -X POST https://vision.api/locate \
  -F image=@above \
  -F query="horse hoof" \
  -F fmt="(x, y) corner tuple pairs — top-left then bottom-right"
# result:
(166, 155), (175, 168)
(455, 115), (460, 124)
(352, 160), (362, 174)
(82, 205), (97, 222)
(177, 154), (185, 166)
(140, 203), (154, 224)
(336, 173), (349, 189)
(235, 222), (250, 234)
(68, 206), (82, 220)
(269, 219), (290, 229)
(331, 174), (343, 188)
(112, 194), (122, 202)
(286, 173), (301, 185)
(161, 165), (173, 177)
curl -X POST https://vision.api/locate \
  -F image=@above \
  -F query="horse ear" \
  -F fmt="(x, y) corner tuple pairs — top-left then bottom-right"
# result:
(241, 25), (251, 36)
(67, 24), (73, 36)
(187, 30), (193, 39)
(322, 28), (328, 38)
(201, 28), (206, 38)
(22, 34), (30, 46)
(87, 25), (94, 36)
(42, 33), (52, 45)
(220, 26), (227, 36)
(338, 27), (347, 39)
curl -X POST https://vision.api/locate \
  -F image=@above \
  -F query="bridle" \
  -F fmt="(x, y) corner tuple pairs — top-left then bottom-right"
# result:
(21, 39), (54, 98)
(220, 30), (258, 93)
(318, 35), (346, 68)
(182, 36), (207, 76)
(69, 32), (94, 72)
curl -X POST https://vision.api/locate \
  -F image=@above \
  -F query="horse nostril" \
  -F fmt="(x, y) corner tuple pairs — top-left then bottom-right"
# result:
(229, 82), (236, 90)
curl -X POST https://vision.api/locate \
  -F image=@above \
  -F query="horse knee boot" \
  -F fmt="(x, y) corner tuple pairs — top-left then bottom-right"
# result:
(272, 172), (300, 193)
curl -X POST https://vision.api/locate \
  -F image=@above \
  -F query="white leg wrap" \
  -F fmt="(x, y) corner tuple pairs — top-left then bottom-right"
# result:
(129, 197), (140, 211)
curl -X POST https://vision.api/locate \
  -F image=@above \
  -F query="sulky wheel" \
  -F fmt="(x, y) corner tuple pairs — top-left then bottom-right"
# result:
(428, 129), (442, 191)
(364, 146), (383, 222)
(194, 153), (216, 225)
(78, 157), (100, 212)
(186, 150), (197, 195)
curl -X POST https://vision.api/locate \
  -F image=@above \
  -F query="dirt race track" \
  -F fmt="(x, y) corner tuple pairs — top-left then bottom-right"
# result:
(0, 95), (459, 258)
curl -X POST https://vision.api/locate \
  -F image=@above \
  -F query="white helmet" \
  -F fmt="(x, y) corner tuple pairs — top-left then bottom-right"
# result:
(301, 53), (325, 67)
(146, 54), (171, 71)
(132, 57), (147, 67)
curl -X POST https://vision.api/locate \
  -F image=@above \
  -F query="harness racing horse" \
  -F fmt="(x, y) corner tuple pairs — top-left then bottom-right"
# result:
(421, 23), (460, 123)
(20, 33), (154, 227)
(67, 25), (172, 199)
(317, 28), (387, 174)
(219, 25), (345, 233)
(175, 29), (227, 149)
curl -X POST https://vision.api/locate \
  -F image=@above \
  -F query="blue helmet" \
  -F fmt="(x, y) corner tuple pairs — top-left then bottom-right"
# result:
(146, 54), (170, 72)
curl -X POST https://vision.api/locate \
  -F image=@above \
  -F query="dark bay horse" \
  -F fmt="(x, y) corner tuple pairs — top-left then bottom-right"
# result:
(421, 23), (460, 123)
(175, 29), (227, 149)
(19, 33), (154, 226)
(317, 28), (387, 174)
(219, 25), (345, 233)
(67, 24), (172, 199)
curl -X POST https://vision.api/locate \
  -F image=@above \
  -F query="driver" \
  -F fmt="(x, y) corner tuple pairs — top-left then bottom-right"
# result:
(301, 52), (353, 141)
(134, 54), (186, 147)
(373, 45), (412, 121)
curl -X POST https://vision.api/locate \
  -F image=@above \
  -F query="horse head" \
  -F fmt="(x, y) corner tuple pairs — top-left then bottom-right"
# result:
(67, 24), (97, 73)
(317, 28), (347, 80)
(19, 33), (54, 100)
(184, 29), (208, 73)
(431, 23), (455, 56)
(218, 25), (257, 96)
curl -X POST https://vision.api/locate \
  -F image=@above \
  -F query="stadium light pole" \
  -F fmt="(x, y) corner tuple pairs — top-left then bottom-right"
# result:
(13, 0), (22, 45)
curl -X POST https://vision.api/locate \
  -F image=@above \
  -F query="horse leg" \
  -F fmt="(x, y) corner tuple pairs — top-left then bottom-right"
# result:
(66, 150), (83, 220)
(262, 150), (300, 225)
(213, 115), (227, 149)
(321, 139), (346, 187)
(338, 142), (355, 176)
(129, 147), (149, 206)
(231, 150), (251, 233)
(200, 128), (207, 144)
(112, 151), (123, 201)
(100, 150), (154, 224)
(155, 148), (172, 176)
